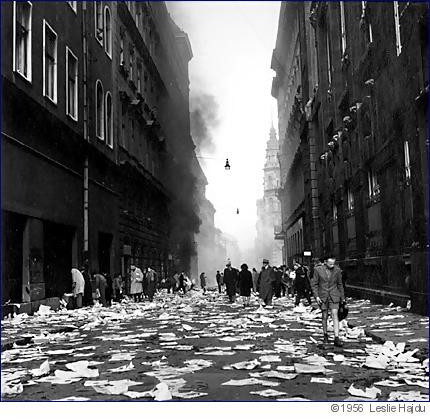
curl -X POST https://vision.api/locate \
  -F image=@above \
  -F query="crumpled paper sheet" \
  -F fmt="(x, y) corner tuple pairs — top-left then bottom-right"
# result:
(348, 384), (381, 399)
(30, 360), (50, 377)
(1, 382), (24, 396)
(250, 371), (297, 380)
(109, 353), (134, 362)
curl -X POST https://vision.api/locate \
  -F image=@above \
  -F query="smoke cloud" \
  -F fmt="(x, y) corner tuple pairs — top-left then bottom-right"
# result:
(190, 92), (219, 154)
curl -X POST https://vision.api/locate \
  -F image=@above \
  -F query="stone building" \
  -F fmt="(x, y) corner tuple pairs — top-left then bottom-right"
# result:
(1, 1), (199, 311)
(255, 125), (283, 267)
(272, 1), (428, 314)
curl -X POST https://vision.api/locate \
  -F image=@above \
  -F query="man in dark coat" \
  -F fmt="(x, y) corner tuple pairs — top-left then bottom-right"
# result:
(81, 263), (93, 307)
(223, 260), (239, 303)
(293, 262), (312, 306)
(146, 267), (157, 302)
(273, 267), (283, 298)
(200, 272), (207, 294)
(238, 264), (253, 306)
(310, 255), (345, 347)
(216, 271), (222, 293)
(257, 259), (276, 307)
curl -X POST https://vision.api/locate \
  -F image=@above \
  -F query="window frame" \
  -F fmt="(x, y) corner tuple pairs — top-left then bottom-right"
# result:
(105, 92), (113, 149)
(13, 1), (33, 82)
(67, 1), (77, 13)
(95, 80), (105, 140)
(65, 46), (78, 121)
(404, 140), (411, 181)
(95, 2), (104, 47)
(347, 188), (355, 212)
(367, 168), (380, 198)
(339, 1), (347, 55)
(43, 19), (58, 104)
(393, 1), (402, 56)
(104, 6), (112, 58)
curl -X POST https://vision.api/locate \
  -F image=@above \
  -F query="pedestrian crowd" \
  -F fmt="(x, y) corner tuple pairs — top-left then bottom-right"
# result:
(66, 253), (346, 347)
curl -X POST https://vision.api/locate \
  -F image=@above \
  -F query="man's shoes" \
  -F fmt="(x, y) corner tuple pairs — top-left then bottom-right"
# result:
(334, 337), (343, 347)
(323, 334), (329, 344)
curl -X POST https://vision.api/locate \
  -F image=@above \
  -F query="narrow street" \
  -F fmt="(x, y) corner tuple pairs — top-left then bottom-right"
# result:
(2, 292), (428, 401)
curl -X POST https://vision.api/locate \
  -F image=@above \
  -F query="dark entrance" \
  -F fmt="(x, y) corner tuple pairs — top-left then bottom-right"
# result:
(44, 221), (74, 298)
(98, 232), (112, 274)
(2, 211), (26, 304)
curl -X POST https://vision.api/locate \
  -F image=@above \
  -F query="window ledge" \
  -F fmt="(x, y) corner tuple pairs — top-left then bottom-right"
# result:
(66, 113), (78, 123)
(14, 70), (32, 85)
(44, 94), (58, 106)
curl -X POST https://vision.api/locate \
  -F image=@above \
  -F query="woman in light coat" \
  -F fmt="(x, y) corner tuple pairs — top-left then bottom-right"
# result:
(130, 265), (143, 302)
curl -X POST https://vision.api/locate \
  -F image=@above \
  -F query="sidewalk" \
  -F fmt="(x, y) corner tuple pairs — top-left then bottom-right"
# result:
(345, 298), (429, 357)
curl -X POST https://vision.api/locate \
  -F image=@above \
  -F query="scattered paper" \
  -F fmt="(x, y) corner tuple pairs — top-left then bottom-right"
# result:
(250, 389), (287, 397)
(294, 364), (327, 374)
(348, 384), (381, 399)
(311, 377), (333, 384)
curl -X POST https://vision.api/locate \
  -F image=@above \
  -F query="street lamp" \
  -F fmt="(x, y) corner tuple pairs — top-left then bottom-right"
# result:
(224, 159), (231, 170)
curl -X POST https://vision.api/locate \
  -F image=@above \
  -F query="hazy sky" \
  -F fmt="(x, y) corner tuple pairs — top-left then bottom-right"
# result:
(167, 1), (280, 252)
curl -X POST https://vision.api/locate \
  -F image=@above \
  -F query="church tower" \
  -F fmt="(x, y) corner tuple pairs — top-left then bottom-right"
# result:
(255, 124), (283, 266)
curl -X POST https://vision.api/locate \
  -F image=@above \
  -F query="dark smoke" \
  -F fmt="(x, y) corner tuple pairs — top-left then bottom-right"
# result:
(190, 92), (219, 154)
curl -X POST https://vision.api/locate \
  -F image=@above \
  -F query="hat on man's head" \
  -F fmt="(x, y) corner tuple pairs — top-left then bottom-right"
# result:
(226, 259), (231, 266)
(262, 258), (269, 264)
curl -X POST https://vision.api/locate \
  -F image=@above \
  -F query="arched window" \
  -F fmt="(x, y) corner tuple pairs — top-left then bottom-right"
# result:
(96, 80), (104, 140)
(104, 7), (112, 57)
(105, 92), (113, 148)
(95, 3), (103, 45)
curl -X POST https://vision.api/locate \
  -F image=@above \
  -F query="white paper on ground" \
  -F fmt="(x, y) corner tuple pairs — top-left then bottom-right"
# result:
(403, 378), (429, 389)
(108, 361), (134, 373)
(1, 382), (24, 396)
(250, 389), (287, 397)
(221, 378), (279, 387)
(259, 355), (281, 363)
(277, 366), (296, 372)
(333, 355), (345, 362)
(54, 397), (91, 401)
(294, 363), (327, 374)
(364, 355), (388, 370)
(388, 390), (429, 401)
(348, 384), (381, 399)
(176, 391), (208, 399)
(373, 379), (404, 387)
(250, 371), (297, 380)
(311, 377), (333, 384)
(30, 360), (50, 377)
(109, 353), (134, 362)
(227, 359), (261, 370)
(151, 382), (172, 401)
(64, 361), (99, 378)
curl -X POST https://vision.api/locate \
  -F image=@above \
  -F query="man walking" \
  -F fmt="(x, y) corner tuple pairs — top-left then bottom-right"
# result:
(257, 259), (276, 307)
(223, 260), (239, 303)
(293, 262), (312, 306)
(216, 270), (222, 293)
(310, 255), (345, 347)
(200, 272), (207, 294)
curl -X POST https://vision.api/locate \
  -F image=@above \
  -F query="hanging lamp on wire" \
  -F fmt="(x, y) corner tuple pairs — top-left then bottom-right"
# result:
(224, 158), (231, 170)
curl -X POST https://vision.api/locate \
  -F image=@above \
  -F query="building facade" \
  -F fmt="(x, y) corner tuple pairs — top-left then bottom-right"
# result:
(2, 1), (199, 311)
(272, 1), (428, 314)
(255, 125), (283, 267)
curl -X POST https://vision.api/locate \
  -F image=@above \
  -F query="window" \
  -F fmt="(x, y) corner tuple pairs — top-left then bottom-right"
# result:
(326, 28), (332, 86)
(105, 92), (113, 148)
(340, 1), (346, 55)
(43, 20), (57, 103)
(67, 1), (77, 13)
(367, 168), (380, 198)
(120, 34), (125, 65)
(129, 48), (134, 81)
(13, 1), (32, 81)
(404, 141), (411, 181)
(104, 7), (112, 57)
(347, 188), (354, 212)
(333, 201), (338, 222)
(96, 80), (104, 140)
(394, 1), (402, 56)
(66, 47), (78, 120)
(361, 2), (373, 43)
(137, 61), (142, 93)
(95, 2), (103, 45)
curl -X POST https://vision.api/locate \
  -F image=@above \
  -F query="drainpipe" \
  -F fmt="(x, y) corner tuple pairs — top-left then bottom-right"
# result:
(82, 2), (89, 256)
